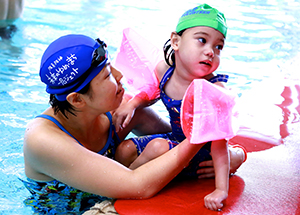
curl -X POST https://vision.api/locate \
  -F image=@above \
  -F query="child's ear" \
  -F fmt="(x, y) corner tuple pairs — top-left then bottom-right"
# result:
(170, 32), (180, 51)
(66, 93), (85, 107)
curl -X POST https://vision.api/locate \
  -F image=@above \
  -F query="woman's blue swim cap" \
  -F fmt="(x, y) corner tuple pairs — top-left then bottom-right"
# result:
(39, 34), (108, 101)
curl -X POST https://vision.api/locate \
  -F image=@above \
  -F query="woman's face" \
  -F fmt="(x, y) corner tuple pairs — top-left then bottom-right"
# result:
(84, 64), (125, 113)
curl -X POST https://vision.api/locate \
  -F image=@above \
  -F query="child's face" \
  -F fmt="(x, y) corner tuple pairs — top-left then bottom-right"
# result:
(173, 26), (225, 79)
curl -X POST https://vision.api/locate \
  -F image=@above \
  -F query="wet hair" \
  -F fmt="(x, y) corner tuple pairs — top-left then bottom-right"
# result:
(163, 30), (184, 67)
(49, 82), (91, 118)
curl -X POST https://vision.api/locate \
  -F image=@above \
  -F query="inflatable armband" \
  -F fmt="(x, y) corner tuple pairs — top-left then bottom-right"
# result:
(113, 28), (163, 100)
(181, 79), (238, 144)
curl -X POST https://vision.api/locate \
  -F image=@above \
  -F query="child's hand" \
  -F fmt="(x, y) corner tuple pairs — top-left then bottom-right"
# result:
(112, 104), (135, 132)
(204, 189), (228, 211)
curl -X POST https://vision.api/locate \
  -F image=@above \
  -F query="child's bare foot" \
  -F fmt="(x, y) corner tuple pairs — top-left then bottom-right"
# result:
(228, 145), (247, 174)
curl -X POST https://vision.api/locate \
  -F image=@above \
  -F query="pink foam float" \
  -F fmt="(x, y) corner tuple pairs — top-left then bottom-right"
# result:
(113, 27), (163, 100)
(181, 79), (238, 144)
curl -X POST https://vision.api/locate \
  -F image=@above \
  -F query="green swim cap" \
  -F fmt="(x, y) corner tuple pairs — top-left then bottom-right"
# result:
(176, 4), (227, 38)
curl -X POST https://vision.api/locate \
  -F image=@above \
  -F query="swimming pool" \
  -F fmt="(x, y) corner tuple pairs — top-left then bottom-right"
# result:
(0, 0), (299, 214)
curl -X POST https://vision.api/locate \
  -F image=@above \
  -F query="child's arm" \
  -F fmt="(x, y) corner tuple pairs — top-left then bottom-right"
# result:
(113, 93), (158, 132)
(204, 139), (229, 211)
(113, 60), (169, 132)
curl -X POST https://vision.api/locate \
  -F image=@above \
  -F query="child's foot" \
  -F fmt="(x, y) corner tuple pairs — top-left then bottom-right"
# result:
(229, 144), (247, 174)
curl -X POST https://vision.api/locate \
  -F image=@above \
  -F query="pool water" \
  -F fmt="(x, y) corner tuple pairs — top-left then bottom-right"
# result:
(0, 0), (299, 214)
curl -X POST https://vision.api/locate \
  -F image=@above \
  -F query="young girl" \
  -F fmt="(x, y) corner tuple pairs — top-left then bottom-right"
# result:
(114, 4), (247, 211)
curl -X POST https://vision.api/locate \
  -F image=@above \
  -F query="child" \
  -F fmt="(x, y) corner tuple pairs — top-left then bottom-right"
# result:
(114, 4), (246, 211)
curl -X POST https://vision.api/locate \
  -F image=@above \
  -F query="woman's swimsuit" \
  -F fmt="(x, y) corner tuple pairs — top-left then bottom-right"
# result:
(20, 112), (120, 214)
(131, 67), (228, 177)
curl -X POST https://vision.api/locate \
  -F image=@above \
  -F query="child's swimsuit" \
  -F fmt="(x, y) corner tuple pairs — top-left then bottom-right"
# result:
(131, 67), (228, 177)
(20, 112), (120, 214)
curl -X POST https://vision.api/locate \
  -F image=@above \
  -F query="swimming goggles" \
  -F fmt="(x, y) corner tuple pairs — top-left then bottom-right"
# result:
(75, 38), (109, 84)
(91, 38), (109, 67)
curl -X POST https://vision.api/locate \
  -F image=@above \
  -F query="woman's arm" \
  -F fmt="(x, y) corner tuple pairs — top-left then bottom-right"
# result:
(24, 120), (203, 199)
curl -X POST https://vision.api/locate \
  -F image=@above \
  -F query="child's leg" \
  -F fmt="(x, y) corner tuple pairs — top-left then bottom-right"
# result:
(129, 138), (170, 169)
(115, 139), (138, 167)
(197, 143), (247, 178)
(115, 135), (171, 168)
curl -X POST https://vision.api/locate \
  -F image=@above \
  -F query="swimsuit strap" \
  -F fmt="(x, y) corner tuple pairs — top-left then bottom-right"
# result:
(36, 113), (118, 155)
(209, 74), (229, 83)
(36, 114), (81, 145)
(159, 66), (174, 91)
(106, 112), (121, 143)
(97, 112), (116, 155)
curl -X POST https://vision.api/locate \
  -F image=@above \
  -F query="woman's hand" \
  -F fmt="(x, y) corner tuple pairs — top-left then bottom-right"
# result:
(197, 160), (216, 179)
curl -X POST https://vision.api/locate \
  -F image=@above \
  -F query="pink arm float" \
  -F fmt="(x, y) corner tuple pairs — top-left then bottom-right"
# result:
(181, 79), (238, 144)
(113, 28), (163, 100)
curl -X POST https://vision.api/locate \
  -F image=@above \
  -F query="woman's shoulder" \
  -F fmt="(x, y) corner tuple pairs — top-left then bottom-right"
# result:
(25, 111), (58, 135)
(24, 111), (73, 155)
(23, 112), (88, 181)
(24, 118), (56, 156)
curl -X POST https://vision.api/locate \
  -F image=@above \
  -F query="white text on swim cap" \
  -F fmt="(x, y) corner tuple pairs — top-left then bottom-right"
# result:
(46, 53), (80, 86)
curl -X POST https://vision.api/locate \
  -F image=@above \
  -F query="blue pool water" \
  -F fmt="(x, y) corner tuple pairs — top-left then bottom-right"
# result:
(0, 0), (299, 214)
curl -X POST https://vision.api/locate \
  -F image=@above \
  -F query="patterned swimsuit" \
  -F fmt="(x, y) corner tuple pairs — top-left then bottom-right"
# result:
(20, 112), (120, 214)
(131, 67), (228, 176)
